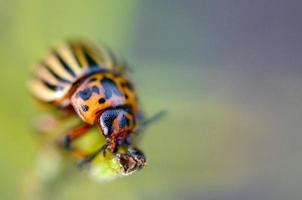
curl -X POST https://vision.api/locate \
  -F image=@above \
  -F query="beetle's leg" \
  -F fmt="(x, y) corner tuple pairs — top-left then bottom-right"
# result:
(134, 110), (166, 133)
(77, 147), (104, 169)
(64, 146), (94, 169)
(100, 143), (109, 155)
(69, 147), (88, 159)
(58, 123), (92, 149)
(74, 110), (150, 168)
(77, 141), (117, 168)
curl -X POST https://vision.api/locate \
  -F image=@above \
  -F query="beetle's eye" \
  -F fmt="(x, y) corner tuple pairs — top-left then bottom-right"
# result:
(99, 110), (119, 136)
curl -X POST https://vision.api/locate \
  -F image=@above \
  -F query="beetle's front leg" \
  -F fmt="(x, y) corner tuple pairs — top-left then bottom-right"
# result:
(77, 140), (117, 168)
(102, 133), (129, 155)
(133, 110), (166, 134)
(99, 139), (116, 156)
(100, 143), (109, 155)
(57, 123), (92, 149)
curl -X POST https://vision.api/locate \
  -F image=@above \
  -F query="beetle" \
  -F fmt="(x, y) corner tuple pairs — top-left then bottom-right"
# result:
(29, 39), (164, 167)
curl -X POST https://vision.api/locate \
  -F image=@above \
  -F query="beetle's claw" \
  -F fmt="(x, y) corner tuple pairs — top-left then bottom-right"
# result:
(63, 135), (71, 149)
(100, 143), (108, 156)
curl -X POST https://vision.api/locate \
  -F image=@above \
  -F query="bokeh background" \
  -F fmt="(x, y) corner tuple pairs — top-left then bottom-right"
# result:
(1, 0), (302, 199)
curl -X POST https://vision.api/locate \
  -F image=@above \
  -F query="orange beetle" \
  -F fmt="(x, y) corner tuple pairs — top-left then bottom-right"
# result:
(29, 40), (162, 166)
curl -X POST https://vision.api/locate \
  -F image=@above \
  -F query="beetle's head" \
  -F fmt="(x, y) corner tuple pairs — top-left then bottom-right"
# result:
(116, 147), (146, 175)
(98, 108), (135, 144)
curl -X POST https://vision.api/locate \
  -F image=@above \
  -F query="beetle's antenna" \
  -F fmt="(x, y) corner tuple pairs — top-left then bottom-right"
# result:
(142, 110), (166, 127)
(135, 110), (167, 133)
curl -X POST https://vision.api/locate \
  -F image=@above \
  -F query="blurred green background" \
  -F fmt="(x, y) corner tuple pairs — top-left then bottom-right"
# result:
(1, 0), (302, 199)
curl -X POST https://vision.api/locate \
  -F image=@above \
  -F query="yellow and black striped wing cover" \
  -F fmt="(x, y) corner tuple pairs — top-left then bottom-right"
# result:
(29, 40), (127, 106)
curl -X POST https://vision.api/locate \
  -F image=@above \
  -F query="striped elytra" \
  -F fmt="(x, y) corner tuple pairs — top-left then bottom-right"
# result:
(29, 40), (127, 104)
(29, 40), (140, 126)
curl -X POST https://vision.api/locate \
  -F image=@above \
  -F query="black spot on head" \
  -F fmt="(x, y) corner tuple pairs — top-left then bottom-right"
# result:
(100, 77), (123, 99)
(98, 98), (106, 104)
(81, 105), (89, 112)
(125, 94), (129, 99)
(91, 86), (100, 94)
(76, 88), (92, 101)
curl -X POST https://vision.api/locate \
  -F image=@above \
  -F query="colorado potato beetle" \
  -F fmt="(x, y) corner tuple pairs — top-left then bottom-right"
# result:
(29, 39), (164, 175)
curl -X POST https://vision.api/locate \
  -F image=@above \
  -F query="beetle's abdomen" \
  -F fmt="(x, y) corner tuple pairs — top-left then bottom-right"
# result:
(29, 40), (127, 106)
(71, 72), (139, 124)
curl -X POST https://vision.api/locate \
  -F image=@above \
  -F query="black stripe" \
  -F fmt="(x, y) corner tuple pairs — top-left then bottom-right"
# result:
(42, 62), (71, 84)
(82, 46), (99, 68)
(53, 51), (77, 78)
(69, 43), (83, 68)
(106, 47), (117, 67)
(88, 77), (97, 83)
(40, 78), (64, 91)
